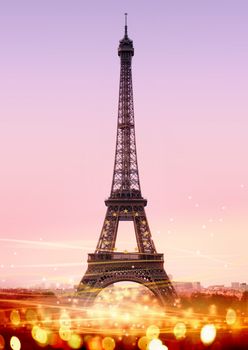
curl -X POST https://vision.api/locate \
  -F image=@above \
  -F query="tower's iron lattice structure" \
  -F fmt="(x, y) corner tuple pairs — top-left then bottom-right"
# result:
(78, 16), (176, 305)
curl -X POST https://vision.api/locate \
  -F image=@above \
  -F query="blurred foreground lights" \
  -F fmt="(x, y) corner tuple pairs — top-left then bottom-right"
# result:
(138, 336), (149, 350)
(32, 325), (48, 345)
(0, 335), (5, 350)
(60, 310), (71, 328)
(148, 339), (163, 350)
(10, 310), (21, 326)
(146, 325), (160, 339)
(226, 308), (237, 326)
(68, 334), (82, 349)
(200, 324), (216, 345)
(174, 322), (186, 340)
(59, 326), (72, 341)
(102, 336), (115, 350)
(10, 336), (21, 350)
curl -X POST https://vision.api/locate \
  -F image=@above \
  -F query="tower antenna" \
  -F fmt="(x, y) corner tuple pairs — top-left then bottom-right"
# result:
(124, 13), (128, 36)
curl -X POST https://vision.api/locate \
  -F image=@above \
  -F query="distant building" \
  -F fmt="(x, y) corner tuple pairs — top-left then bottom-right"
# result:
(174, 281), (202, 294)
(231, 282), (240, 290)
(240, 283), (248, 291)
(192, 282), (202, 291)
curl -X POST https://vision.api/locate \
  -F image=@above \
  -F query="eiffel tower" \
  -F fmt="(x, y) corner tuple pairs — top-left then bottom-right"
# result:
(78, 15), (176, 306)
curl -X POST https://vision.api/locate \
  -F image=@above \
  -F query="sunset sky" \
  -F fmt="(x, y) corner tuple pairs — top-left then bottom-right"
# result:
(0, 0), (248, 288)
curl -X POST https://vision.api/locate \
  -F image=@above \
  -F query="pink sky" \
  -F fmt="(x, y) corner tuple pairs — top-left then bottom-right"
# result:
(0, 0), (248, 288)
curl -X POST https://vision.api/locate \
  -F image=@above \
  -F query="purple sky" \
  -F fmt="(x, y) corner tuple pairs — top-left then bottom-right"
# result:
(0, 0), (248, 288)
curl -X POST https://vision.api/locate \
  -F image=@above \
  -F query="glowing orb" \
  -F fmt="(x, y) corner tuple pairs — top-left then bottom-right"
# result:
(102, 336), (115, 350)
(200, 324), (216, 345)
(88, 336), (102, 350)
(146, 325), (160, 339)
(0, 335), (5, 350)
(59, 327), (72, 341)
(32, 325), (39, 340)
(10, 310), (21, 326)
(68, 334), (82, 349)
(173, 322), (186, 339)
(226, 308), (237, 326)
(10, 336), (21, 350)
(32, 326), (48, 345)
(138, 336), (149, 350)
(148, 339), (162, 350)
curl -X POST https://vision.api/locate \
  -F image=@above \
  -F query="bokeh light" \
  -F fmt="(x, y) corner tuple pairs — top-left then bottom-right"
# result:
(10, 309), (21, 326)
(138, 336), (149, 350)
(226, 308), (237, 326)
(200, 324), (216, 345)
(0, 335), (5, 350)
(102, 336), (115, 350)
(88, 336), (102, 350)
(68, 333), (82, 349)
(32, 325), (48, 345)
(0, 283), (248, 350)
(60, 310), (71, 328)
(173, 322), (186, 340)
(148, 338), (163, 350)
(10, 336), (21, 350)
(59, 326), (72, 341)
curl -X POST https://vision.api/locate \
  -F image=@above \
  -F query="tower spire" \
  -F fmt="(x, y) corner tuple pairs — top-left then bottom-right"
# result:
(124, 13), (128, 37)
